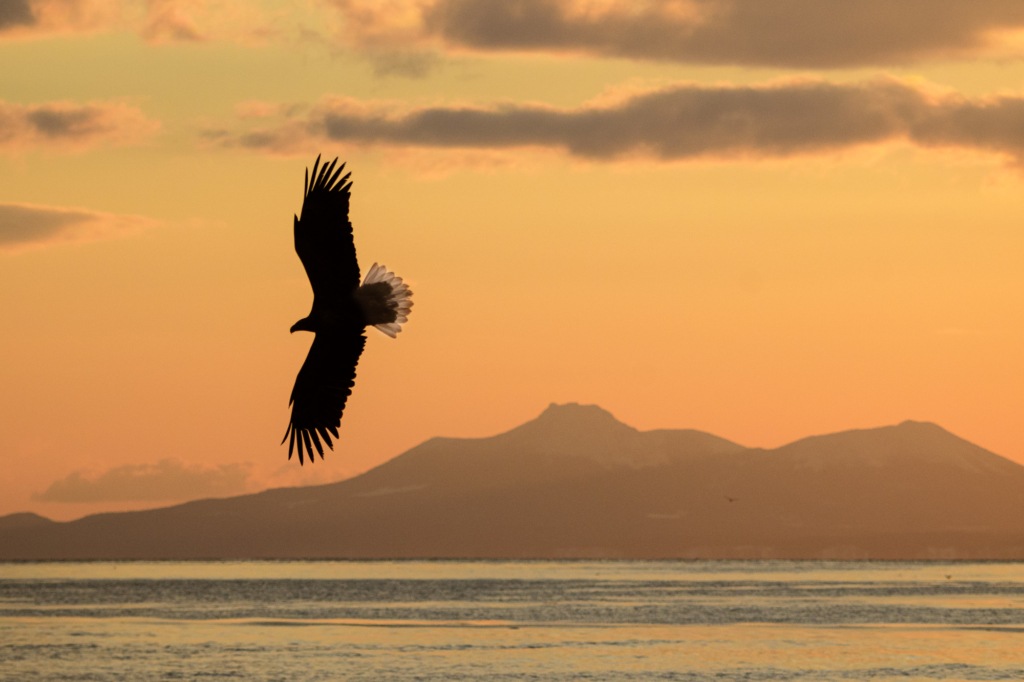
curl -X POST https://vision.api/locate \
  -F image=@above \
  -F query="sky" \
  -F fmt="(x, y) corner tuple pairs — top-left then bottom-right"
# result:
(4, 0), (1024, 521)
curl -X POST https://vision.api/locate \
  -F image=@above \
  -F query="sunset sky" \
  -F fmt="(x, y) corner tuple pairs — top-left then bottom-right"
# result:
(4, 0), (1024, 521)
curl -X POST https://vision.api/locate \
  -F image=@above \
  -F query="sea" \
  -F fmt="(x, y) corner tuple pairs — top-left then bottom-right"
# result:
(1, 560), (1023, 681)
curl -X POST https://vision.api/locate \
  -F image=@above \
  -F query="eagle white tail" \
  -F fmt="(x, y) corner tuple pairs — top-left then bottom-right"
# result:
(361, 263), (413, 338)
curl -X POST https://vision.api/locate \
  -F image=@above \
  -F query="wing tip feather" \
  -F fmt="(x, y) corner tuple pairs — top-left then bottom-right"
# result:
(301, 155), (352, 202)
(308, 155), (322, 197)
(302, 430), (314, 465)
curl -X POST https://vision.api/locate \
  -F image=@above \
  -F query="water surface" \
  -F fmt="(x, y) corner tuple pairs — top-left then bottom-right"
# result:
(2, 560), (1022, 680)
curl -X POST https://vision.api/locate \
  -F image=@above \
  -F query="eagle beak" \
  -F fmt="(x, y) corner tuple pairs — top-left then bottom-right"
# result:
(290, 317), (314, 333)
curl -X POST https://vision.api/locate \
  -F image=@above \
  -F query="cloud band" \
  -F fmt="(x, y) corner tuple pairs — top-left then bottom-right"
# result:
(0, 99), (159, 153)
(0, 203), (157, 253)
(332, 0), (1024, 68)
(33, 459), (253, 503)
(214, 78), (1024, 165)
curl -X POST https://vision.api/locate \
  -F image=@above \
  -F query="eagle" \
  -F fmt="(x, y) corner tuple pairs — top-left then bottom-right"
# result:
(282, 156), (413, 464)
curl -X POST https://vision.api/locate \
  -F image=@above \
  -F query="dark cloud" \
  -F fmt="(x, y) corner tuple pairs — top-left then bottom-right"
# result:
(0, 203), (156, 253)
(0, 0), (35, 30)
(333, 0), (1024, 68)
(34, 459), (253, 503)
(219, 79), (1024, 165)
(0, 204), (92, 245)
(24, 108), (97, 137)
(0, 99), (159, 151)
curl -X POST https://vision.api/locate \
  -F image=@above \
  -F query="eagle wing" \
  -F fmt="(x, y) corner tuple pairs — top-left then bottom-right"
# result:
(295, 156), (360, 296)
(284, 330), (366, 464)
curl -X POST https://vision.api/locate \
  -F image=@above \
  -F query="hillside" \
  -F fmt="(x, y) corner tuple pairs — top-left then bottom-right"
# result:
(2, 403), (1024, 559)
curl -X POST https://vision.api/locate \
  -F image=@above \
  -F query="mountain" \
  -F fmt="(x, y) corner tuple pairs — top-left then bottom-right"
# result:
(0, 512), (54, 532)
(3, 403), (1024, 559)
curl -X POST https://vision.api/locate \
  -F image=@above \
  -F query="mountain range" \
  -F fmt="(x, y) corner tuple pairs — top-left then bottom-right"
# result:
(3, 402), (1024, 559)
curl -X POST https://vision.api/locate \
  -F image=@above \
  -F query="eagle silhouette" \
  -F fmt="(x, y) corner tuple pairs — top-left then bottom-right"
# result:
(283, 156), (413, 464)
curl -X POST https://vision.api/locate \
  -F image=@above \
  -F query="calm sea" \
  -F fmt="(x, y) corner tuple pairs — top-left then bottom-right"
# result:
(1, 560), (1023, 680)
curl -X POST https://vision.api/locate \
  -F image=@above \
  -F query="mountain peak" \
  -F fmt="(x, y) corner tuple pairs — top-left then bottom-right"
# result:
(0, 512), (54, 531)
(489, 402), (645, 465)
(773, 419), (1012, 474)
(538, 402), (623, 423)
(518, 402), (637, 437)
(896, 419), (942, 430)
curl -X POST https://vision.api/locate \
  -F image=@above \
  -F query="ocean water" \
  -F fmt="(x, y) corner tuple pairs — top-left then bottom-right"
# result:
(1, 560), (1023, 681)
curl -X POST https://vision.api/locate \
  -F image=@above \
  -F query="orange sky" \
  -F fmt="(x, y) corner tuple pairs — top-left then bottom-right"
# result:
(3, 0), (1024, 520)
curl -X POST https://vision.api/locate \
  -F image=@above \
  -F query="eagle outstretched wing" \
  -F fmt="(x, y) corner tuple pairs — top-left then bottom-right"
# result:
(284, 331), (366, 464)
(295, 155), (360, 296)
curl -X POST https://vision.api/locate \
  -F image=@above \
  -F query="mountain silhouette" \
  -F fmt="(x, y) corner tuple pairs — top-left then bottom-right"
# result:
(3, 403), (1024, 559)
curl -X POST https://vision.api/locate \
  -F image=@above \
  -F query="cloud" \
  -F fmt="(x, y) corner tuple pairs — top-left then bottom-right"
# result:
(330, 0), (1024, 68)
(0, 0), (35, 29)
(0, 0), (119, 39)
(0, 99), (159, 153)
(364, 48), (442, 78)
(15, 0), (1019, 62)
(33, 459), (254, 503)
(0, 0), (278, 44)
(0, 202), (157, 253)
(137, 0), (281, 44)
(211, 78), (1024, 167)
(140, 0), (205, 42)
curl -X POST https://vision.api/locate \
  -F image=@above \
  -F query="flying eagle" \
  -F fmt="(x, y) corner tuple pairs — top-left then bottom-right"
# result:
(282, 156), (413, 464)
